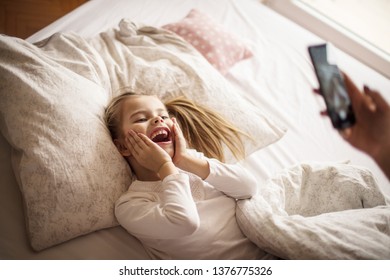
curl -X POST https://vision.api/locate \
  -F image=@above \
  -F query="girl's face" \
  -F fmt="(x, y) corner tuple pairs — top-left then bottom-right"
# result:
(118, 95), (175, 158)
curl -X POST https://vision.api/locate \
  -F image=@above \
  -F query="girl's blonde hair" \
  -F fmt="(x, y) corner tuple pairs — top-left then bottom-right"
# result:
(104, 92), (246, 162)
(104, 92), (136, 141)
(165, 96), (246, 162)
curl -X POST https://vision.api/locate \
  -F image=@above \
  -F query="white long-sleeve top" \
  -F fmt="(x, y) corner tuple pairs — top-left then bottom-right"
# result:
(115, 151), (271, 259)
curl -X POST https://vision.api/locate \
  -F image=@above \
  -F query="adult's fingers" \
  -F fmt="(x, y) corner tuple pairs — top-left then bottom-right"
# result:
(313, 88), (321, 95)
(364, 85), (389, 111)
(342, 72), (361, 108)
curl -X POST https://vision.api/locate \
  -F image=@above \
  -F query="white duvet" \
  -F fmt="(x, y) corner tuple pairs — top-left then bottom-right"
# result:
(236, 161), (390, 259)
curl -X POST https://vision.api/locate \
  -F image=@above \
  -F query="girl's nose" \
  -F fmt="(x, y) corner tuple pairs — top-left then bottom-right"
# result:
(154, 117), (164, 124)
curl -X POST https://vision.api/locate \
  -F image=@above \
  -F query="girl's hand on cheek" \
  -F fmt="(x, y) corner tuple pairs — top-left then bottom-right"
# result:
(171, 118), (210, 179)
(172, 118), (188, 165)
(126, 130), (172, 173)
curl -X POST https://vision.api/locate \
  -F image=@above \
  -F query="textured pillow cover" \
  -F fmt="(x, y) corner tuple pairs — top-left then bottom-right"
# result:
(162, 9), (253, 74)
(0, 20), (284, 251)
(0, 34), (132, 251)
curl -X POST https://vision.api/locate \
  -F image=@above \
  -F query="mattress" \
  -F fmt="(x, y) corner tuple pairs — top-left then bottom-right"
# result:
(1, 0), (389, 259)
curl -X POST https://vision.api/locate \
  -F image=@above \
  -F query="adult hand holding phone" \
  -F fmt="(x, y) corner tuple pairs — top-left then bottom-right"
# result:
(340, 74), (390, 179)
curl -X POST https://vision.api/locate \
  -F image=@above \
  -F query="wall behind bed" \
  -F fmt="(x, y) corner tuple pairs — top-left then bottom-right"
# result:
(0, 0), (88, 39)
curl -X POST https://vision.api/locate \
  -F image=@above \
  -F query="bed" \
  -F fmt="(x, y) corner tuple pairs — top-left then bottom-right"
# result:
(1, 0), (389, 260)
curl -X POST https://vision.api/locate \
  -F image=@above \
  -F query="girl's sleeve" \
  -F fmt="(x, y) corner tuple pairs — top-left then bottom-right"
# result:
(185, 149), (258, 199)
(115, 173), (200, 240)
(205, 158), (258, 199)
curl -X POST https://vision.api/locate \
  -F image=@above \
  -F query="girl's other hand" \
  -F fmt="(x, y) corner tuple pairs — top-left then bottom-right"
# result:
(172, 118), (187, 165)
(171, 118), (210, 179)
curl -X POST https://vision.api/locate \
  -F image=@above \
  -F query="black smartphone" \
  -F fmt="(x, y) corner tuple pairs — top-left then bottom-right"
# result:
(308, 43), (355, 129)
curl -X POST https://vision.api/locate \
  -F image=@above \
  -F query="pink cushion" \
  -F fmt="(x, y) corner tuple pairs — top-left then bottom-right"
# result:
(163, 9), (253, 74)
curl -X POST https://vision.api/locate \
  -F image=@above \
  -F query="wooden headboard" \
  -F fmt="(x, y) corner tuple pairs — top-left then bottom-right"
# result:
(0, 0), (88, 39)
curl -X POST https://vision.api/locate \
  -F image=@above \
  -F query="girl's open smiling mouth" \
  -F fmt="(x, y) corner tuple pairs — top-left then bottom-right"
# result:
(149, 127), (172, 143)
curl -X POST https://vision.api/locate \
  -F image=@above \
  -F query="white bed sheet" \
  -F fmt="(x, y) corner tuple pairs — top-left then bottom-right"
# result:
(1, 0), (389, 259)
(27, 0), (390, 196)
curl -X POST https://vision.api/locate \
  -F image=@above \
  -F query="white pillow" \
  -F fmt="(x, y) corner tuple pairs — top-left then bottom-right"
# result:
(0, 34), (131, 251)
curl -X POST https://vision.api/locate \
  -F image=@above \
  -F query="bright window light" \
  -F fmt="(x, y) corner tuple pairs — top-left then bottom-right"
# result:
(297, 0), (390, 56)
(263, 0), (390, 78)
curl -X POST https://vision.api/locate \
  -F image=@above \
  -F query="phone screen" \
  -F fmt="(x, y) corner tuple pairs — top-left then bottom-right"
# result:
(308, 44), (355, 129)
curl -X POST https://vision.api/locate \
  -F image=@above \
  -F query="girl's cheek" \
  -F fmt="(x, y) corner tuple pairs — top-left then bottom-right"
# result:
(128, 123), (143, 133)
(167, 120), (174, 129)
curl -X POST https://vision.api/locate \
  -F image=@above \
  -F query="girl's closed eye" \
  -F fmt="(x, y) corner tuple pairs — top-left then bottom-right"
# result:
(135, 117), (148, 123)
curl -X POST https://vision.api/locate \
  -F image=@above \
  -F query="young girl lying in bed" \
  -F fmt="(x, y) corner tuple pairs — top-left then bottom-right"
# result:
(104, 92), (273, 260)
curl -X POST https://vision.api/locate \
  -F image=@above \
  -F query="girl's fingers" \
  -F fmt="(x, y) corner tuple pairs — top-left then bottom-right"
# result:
(128, 130), (162, 154)
(127, 130), (140, 148)
(172, 117), (177, 129)
(128, 130), (147, 145)
(171, 118), (178, 138)
(172, 118), (183, 138)
(137, 132), (151, 144)
(126, 131), (149, 158)
(125, 135), (138, 156)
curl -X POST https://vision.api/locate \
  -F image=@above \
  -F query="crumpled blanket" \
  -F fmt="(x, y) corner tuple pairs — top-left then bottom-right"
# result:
(236, 162), (390, 259)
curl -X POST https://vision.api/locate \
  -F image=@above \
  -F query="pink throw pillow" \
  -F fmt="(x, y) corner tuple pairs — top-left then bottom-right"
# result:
(163, 9), (253, 74)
